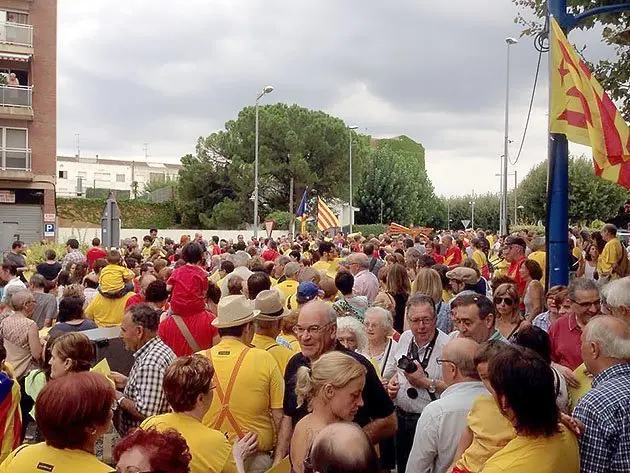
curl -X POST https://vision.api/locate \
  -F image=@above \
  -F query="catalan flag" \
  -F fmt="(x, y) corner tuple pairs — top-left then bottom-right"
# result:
(0, 371), (22, 462)
(317, 198), (340, 232)
(550, 17), (630, 188)
(296, 189), (308, 235)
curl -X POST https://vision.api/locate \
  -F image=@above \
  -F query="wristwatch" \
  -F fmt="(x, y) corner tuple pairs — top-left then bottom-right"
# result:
(427, 379), (437, 394)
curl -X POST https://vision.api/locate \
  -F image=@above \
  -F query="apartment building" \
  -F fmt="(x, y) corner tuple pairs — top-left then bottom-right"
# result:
(56, 155), (182, 198)
(0, 0), (56, 251)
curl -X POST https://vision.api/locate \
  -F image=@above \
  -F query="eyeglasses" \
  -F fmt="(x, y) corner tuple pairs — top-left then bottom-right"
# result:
(293, 322), (333, 336)
(407, 317), (435, 326)
(436, 358), (457, 366)
(493, 297), (514, 306)
(571, 298), (601, 308)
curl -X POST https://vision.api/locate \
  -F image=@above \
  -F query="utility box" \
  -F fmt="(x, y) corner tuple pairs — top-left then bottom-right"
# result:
(101, 191), (121, 248)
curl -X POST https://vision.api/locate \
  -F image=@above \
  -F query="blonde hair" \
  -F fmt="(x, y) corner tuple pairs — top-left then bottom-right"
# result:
(295, 351), (366, 410)
(411, 268), (443, 304)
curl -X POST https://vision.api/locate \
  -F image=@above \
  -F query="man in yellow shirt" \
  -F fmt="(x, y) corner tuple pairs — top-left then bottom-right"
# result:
(599, 223), (625, 281)
(142, 355), (257, 473)
(201, 295), (285, 473)
(312, 241), (335, 273)
(528, 237), (547, 288)
(275, 262), (300, 304)
(252, 290), (295, 375)
(85, 291), (135, 327)
(480, 345), (579, 473)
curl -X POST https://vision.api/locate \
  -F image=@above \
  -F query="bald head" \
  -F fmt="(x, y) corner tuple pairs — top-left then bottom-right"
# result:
(140, 273), (157, 292)
(442, 337), (480, 383)
(310, 422), (379, 473)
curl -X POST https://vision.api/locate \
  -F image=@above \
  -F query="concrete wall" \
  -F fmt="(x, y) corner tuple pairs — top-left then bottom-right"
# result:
(57, 227), (292, 246)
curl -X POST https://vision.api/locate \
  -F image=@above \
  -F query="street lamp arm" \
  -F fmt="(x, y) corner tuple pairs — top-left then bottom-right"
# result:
(570, 3), (630, 29)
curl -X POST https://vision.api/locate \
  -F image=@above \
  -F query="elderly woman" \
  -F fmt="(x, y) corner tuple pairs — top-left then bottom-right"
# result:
(115, 427), (192, 473)
(1, 372), (116, 471)
(358, 307), (397, 381)
(337, 316), (368, 353)
(290, 352), (367, 473)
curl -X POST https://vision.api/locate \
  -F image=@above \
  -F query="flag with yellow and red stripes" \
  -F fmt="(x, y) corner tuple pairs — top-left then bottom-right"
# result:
(317, 198), (340, 232)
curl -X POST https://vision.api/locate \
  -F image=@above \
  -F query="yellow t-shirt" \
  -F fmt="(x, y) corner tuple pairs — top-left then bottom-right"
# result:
(442, 289), (453, 304)
(472, 249), (488, 272)
(98, 264), (135, 293)
(85, 292), (135, 327)
(528, 251), (547, 287)
(568, 363), (592, 412)
(209, 271), (222, 284)
(275, 280), (299, 303)
(200, 338), (284, 452)
(479, 425), (579, 473)
(0, 443), (114, 473)
(270, 277), (278, 287)
(251, 333), (295, 375)
(142, 412), (235, 473)
(599, 237), (623, 278)
(457, 394), (516, 473)
(278, 333), (301, 353)
(312, 260), (330, 273)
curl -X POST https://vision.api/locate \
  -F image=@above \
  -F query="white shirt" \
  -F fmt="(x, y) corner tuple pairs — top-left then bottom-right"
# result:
(220, 266), (253, 297)
(406, 381), (489, 473)
(2, 277), (26, 304)
(385, 329), (449, 413)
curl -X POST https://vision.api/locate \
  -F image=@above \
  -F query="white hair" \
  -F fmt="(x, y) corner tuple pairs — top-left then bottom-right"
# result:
(230, 250), (251, 268)
(602, 277), (630, 309)
(364, 306), (394, 336)
(337, 316), (368, 352)
(585, 316), (630, 359)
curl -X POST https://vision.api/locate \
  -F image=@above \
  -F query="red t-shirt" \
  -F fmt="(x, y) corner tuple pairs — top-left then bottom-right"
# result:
(432, 253), (445, 264)
(86, 247), (107, 270)
(507, 256), (527, 299)
(167, 264), (208, 317)
(548, 314), (583, 370)
(158, 310), (218, 356)
(125, 293), (144, 309)
(262, 249), (280, 262)
(444, 246), (462, 267)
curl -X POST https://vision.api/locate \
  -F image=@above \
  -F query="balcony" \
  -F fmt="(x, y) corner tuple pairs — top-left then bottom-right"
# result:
(0, 22), (33, 53)
(0, 85), (33, 120)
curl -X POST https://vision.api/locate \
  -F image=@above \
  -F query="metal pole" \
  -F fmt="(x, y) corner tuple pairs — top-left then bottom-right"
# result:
(502, 42), (513, 235)
(349, 129), (353, 234)
(254, 99), (260, 239)
(498, 162), (503, 233)
(447, 200), (450, 231)
(380, 198), (383, 225)
(514, 170), (518, 226)
(289, 177), (294, 237)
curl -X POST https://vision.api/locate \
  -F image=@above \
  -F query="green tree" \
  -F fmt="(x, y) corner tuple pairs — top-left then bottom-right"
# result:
(517, 156), (629, 224)
(513, 0), (629, 120)
(441, 194), (501, 231)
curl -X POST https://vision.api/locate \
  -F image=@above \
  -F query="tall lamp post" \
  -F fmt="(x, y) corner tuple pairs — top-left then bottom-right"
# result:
(501, 37), (518, 235)
(253, 85), (274, 239)
(348, 125), (358, 233)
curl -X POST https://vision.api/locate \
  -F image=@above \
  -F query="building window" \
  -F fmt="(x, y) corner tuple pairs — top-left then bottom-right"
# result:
(93, 172), (111, 181)
(58, 170), (68, 179)
(3, 11), (28, 24)
(149, 172), (166, 183)
(0, 127), (28, 170)
(116, 173), (125, 183)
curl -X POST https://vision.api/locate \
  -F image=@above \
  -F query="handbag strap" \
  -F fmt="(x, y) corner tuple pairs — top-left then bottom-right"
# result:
(171, 313), (201, 353)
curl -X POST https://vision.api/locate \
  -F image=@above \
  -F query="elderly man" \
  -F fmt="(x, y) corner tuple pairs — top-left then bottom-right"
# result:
(451, 294), (508, 343)
(549, 278), (600, 371)
(109, 303), (176, 436)
(202, 294), (284, 473)
(602, 277), (630, 323)
(384, 294), (450, 473)
(599, 223), (626, 281)
(347, 253), (379, 303)
(28, 274), (57, 329)
(406, 338), (486, 473)
(573, 316), (630, 473)
(309, 422), (379, 473)
(275, 300), (396, 466)
(221, 251), (253, 297)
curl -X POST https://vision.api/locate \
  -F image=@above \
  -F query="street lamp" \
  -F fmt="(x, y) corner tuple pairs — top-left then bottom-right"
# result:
(253, 85), (274, 238)
(501, 37), (518, 235)
(517, 205), (524, 225)
(348, 125), (358, 233)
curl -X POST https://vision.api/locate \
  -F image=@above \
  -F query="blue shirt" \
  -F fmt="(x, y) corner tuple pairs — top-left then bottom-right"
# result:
(573, 362), (630, 473)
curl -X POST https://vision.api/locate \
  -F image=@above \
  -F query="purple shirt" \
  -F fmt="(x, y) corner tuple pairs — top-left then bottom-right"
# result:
(353, 269), (379, 304)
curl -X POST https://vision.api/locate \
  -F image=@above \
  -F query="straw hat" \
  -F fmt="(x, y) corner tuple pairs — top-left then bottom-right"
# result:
(255, 290), (291, 321)
(212, 295), (261, 328)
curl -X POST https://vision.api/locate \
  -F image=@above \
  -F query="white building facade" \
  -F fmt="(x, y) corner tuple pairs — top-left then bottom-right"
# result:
(56, 155), (182, 198)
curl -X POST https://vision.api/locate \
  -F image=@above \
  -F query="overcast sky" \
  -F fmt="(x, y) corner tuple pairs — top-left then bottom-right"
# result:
(58, 0), (614, 197)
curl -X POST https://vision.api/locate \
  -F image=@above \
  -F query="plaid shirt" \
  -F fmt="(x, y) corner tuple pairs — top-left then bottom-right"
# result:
(61, 249), (86, 268)
(120, 336), (175, 436)
(573, 362), (630, 473)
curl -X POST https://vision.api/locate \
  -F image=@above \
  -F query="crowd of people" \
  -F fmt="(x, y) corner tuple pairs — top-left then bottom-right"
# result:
(0, 223), (628, 473)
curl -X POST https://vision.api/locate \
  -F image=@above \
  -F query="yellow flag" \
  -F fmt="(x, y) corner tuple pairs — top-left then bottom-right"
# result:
(550, 17), (630, 187)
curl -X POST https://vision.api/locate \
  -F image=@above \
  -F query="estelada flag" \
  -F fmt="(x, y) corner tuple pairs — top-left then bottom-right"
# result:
(550, 17), (630, 188)
(317, 198), (340, 232)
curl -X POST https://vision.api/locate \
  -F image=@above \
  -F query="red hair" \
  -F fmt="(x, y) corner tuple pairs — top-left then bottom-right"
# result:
(36, 372), (115, 449)
(114, 427), (191, 473)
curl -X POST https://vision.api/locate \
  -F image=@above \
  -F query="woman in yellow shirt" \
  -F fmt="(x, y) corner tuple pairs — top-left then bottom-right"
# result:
(141, 355), (257, 473)
(0, 372), (115, 473)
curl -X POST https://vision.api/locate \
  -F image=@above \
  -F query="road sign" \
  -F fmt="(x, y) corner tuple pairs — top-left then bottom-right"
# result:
(44, 223), (55, 237)
(461, 219), (471, 229)
(44, 213), (56, 222)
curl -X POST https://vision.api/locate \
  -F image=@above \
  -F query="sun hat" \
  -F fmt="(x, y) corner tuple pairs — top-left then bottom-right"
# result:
(255, 290), (291, 321)
(211, 295), (261, 328)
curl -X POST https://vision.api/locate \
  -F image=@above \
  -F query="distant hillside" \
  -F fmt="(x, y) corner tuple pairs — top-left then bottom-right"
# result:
(371, 135), (426, 169)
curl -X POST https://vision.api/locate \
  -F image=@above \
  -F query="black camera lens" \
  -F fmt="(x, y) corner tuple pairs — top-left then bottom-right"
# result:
(397, 356), (418, 374)
(407, 388), (418, 399)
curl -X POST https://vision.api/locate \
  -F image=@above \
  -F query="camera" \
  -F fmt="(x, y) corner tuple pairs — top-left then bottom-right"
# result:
(397, 355), (418, 374)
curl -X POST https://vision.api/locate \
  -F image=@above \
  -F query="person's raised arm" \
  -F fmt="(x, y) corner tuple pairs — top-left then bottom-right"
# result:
(363, 411), (397, 444)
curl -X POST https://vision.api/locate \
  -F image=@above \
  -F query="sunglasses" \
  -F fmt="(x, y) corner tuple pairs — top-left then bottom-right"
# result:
(494, 297), (514, 306)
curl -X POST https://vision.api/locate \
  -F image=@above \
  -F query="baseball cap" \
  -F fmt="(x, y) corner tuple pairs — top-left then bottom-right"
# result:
(505, 236), (527, 249)
(297, 281), (321, 303)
